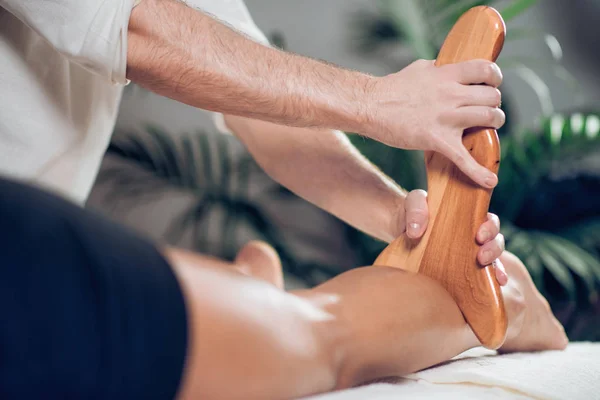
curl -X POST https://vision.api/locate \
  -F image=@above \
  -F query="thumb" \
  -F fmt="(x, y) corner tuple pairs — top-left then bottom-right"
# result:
(405, 189), (429, 239)
(439, 140), (498, 188)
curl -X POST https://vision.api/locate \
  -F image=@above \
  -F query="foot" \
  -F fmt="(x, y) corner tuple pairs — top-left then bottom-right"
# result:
(234, 241), (284, 289)
(499, 251), (569, 353)
(162, 240), (284, 289)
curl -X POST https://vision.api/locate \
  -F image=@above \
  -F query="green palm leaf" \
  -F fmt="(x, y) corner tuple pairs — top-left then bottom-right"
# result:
(101, 127), (342, 286)
(493, 112), (600, 219)
(497, 0), (537, 22)
(496, 113), (600, 303)
(563, 218), (600, 254)
(542, 234), (598, 301)
(536, 241), (577, 300)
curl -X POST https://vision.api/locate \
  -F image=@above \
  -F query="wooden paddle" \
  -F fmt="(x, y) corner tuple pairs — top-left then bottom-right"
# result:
(375, 6), (508, 349)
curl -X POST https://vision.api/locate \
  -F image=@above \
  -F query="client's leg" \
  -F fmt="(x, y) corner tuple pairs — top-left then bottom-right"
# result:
(163, 250), (482, 399)
(499, 251), (568, 353)
(0, 177), (567, 400)
(165, 240), (284, 290)
(134, 234), (566, 398)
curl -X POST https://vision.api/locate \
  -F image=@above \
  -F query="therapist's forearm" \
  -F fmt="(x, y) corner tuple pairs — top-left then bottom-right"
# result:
(126, 0), (373, 135)
(225, 115), (407, 243)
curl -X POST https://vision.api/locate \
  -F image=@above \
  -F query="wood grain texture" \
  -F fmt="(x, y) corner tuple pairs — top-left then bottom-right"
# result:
(374, 6), (508, 349)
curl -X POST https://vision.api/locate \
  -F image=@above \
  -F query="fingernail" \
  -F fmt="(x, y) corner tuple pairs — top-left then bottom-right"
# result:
(491, 63), (503, 80)
(408, 222), (420, 237)
(496, 259), (508, 285)
(497, 268), (508, 285)
(479, 230), (491, 242)
(483, 251), (493, 264)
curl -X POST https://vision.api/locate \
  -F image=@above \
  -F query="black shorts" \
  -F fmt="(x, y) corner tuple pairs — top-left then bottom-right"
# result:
(0, 177), (188, 400)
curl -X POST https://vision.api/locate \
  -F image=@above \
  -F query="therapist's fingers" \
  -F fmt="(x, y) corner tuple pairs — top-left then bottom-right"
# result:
(436, 138), (499, 189)
(477, 213), (501, 244)
(405, 189), (429, 239)
(493, 258), (508, 286)
(478, 233), (506, 267)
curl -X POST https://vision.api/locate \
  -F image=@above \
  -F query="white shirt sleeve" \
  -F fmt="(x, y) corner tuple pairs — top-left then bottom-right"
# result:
(0, 0), (137, 85)
(184, 0), (272, 135)
(186, 0), (271, 47)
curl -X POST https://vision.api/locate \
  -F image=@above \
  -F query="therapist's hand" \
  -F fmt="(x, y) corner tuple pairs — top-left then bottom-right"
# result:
(365, 59), (505, 189)
(400, 189), (507, 285)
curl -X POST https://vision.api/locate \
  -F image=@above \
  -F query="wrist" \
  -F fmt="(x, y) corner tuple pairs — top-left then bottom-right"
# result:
(321, 70), (379, 135)
(345, 166), (406, 243)
(386, 193), (407, 242)
(370, 185), (408, 243)
(346, 74), (379, 136)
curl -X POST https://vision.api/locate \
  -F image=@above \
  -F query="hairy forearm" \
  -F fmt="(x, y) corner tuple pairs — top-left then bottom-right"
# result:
(225, 115), (407, 242)
(127, 0), (373, 133)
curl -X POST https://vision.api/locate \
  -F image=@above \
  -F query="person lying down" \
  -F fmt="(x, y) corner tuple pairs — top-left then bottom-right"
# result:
(0, 176), (567, 400)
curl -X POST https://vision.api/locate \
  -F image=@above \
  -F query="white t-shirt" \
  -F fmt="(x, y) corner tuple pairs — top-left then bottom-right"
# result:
(0, 0), (268, 204)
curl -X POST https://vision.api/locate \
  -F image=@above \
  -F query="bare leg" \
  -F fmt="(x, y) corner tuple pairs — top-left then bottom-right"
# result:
(166, 241), (284, 289)
(303, 266), (480, 389)
(165, 245), (567, 398)
(166, 245), (479, 398)
(0, 175), (565, 400)
(499, 251), (568, 353)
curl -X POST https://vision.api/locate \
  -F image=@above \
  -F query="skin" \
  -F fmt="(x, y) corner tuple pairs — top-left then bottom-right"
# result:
(127, 0), (504, 188)
(124, 2), (566, 398)
(223, 115), (507, 278)
(165, 243), (568, 400)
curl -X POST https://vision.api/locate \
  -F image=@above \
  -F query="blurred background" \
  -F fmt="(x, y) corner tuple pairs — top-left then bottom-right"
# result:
(87, 0), (600, 341)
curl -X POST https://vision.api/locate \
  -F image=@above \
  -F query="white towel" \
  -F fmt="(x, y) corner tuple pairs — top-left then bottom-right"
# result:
(305, 342), (600, 400)
(306, 381), (533, 399)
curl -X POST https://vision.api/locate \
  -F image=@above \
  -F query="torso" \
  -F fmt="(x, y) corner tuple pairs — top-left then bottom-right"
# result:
(0, 9), (122, 204)
(0, 0), (265, 204)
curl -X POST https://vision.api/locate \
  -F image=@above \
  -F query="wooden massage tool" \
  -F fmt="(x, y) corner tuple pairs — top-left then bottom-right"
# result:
(375, 6), (508, 349)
